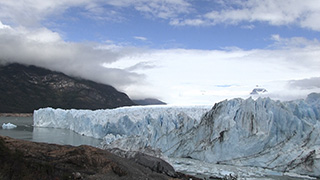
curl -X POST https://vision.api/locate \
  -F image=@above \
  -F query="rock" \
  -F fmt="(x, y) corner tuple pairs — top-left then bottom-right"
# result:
(0, 135), (185, 180)
(109, 148), (177, 177)
(72, 172), (82, 179)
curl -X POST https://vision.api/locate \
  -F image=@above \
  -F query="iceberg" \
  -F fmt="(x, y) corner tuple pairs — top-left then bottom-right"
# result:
(2, 123), (17, 129)
(33, 93), (320, 177)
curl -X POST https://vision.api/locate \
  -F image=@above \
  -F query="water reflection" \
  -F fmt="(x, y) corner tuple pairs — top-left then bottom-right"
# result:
(0, 116), (102, 148)
(32, 127), (102, 147)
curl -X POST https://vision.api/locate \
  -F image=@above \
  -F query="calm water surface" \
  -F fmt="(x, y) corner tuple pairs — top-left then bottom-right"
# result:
(0, 116), (102, 147)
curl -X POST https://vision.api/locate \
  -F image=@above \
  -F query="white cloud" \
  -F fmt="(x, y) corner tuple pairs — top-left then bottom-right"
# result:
(270, 34), (320, 49)
(134, 36), (148, 41)
(0, 0), (91, 26)
(125, 61), (156, 71)
(103, 35), (320, 104)
(2, 0), (319, 31)
(106, 0), (192, 19)
(170, 18), (206, 26)
(289, 77), (320, 90)
(241, 24), (255, 29)
(0, 21), (145, 91)
(24, 28), (62, 43)
(171, 0), (320, 31)
(0, 22), (62, 43)
(1, 0), (320, 105)
(0, 20), (319, 104)
(0, 21), (11, 29)
(0, 0), (192, 27)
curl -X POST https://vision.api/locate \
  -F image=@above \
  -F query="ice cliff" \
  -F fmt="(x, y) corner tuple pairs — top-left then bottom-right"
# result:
(33, 105), (211, 143)
(166, 93), (320, 177)
(34, 93), (320, 177)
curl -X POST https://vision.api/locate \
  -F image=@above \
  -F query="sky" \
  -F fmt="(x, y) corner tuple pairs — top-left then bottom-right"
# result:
(0, 0), (319, 105)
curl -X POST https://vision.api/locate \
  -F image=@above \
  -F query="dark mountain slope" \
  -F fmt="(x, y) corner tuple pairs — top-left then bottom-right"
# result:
(133, 98), (166, 106)
(0, 63), (134, 113)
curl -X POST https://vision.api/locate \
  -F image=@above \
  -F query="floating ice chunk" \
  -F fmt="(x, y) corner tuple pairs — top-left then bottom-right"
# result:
(2, 123), (17, 129)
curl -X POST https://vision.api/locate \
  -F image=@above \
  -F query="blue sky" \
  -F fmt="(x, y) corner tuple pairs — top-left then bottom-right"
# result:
(46, 1), (318, 50)
(0, 0), (320, 104)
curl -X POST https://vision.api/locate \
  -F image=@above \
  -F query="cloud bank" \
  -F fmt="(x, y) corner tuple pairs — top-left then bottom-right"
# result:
(1, 19), (320, 104)
(0, 1), (320, 104)
(104, 39), (320, 104)
(0, 22), (145, 90)
(289, 77), (320, 90)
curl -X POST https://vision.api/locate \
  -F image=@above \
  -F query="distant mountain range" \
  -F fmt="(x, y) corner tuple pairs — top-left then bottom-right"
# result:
(132, 98), (166, 106)
(0, 63), (136, 113)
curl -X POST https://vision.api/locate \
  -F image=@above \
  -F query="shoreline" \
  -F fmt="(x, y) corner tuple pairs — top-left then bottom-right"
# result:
(0, 113), (33, 117)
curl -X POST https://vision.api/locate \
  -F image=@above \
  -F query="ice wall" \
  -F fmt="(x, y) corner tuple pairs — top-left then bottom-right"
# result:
(166, 95), (320, 177)
(34, 93), (320, 177)
(33, 105), (211, 140)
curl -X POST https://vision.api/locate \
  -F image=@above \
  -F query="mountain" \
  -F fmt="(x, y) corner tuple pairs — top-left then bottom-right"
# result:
(132, 98), (166, 105)
(34, 93), (320, 177)
(0, 63), (134, 113)
(250, 87), (268, 95)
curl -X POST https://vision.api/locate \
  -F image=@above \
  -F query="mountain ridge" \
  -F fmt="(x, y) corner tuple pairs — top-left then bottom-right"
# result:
(132, 98), (166, 106)
(0, 63), (135, 113)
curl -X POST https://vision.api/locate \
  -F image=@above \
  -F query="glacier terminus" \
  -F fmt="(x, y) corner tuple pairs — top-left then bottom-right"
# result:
(34, 93), (320, 179)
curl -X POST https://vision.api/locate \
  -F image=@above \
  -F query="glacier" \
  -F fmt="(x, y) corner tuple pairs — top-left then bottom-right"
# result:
(33, 105), (211, 142)
(33, 93), (320, 178)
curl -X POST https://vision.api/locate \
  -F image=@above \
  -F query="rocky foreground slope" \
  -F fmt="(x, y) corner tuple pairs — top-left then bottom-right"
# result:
(0, 136), (197, 180)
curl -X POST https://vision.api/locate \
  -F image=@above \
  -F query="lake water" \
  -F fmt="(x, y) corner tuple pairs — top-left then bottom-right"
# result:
(0, 116), (102, 147)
